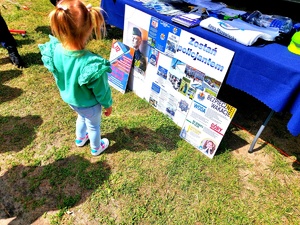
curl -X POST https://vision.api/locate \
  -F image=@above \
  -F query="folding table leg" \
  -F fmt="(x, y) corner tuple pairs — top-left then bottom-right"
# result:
(248, 110), (275, 153)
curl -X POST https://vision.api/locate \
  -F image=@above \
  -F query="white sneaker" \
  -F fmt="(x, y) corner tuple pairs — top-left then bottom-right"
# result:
(91, 138), (109, 156)
(75, 133), (89, 147)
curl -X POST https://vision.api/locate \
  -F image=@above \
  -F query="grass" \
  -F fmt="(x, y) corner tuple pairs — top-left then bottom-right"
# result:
(1, 0), (300, 224)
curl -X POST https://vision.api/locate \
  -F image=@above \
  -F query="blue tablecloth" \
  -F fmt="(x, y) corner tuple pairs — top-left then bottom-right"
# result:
(101, 0), (300, 136)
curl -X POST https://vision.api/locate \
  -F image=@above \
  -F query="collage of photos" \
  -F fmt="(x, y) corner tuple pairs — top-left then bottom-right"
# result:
(120, 5), (236, 158)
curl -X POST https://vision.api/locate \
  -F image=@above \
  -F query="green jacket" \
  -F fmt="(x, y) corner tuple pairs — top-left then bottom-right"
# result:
(38, 35), (112, 108)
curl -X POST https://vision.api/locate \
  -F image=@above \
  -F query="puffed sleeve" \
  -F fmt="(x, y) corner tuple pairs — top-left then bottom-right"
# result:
(79, 56), (113, 108)
(38, 35), (60, 74)
(78, 56), (112, 85)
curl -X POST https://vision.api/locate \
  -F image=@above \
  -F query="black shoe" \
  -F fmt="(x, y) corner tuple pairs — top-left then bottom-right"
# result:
(6, 46), (26, 68)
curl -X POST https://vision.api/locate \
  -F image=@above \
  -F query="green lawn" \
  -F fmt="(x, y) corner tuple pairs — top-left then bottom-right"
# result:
(1, 0), (300, 224)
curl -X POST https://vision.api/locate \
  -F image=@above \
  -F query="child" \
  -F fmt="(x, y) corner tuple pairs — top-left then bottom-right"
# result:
(38, 0), (113, 156)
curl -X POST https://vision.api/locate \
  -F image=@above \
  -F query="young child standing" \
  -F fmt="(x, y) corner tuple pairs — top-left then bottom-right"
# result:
(39, 0), (113, 156)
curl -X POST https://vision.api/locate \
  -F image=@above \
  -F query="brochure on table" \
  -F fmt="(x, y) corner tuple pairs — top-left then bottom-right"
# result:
(108, 40), (134, 94)
(122, 4), (236, 158)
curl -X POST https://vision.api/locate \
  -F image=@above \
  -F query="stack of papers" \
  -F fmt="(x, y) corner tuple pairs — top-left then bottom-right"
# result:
(172, 13), (202, 27)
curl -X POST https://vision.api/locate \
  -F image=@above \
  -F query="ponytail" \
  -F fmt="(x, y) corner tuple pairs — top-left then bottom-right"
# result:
(49, 0), (106, 48)
(89, 7), (106, 40)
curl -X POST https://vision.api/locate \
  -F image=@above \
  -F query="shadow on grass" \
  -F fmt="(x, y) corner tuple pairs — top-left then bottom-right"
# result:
(22, 52), (44, 66)
(0, 69), (43, 153)
(0, 155), (111, 224)
(0, 115), (43, 153)
(35, 26), (52, 36)
(1, 45), (42, 68)
(0, 69), (23, 83)
(105, 125), (181, 153)
(0, 70), (23, 104)
(0, 57), (12, 66)
(219, 84), (300, 169)
(106, 26), (123, 40)
(292, 161), (300, 171)
(14, 36), (35, 48)
(216, 126), (250, 156)
(0, 84), (21, 101)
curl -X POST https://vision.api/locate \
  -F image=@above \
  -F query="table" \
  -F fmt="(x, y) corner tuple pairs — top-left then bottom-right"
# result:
(101, 0), (300, 152)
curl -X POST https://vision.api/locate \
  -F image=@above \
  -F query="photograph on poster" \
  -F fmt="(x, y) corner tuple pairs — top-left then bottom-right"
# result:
(148, 17), (159, 48)
(165, 93), (179, 118)
(200, 139), (217, 156)
(157, 65), (168, 79)
(148, 47), (159, 66)
(123, 19), (151, 99)
(148, 16), (181, 58)
(184, 65), (220, 97)
(167, 58), (213, 98)
(179, 77), (190, 95)
(149, 96), (158, 107)
(124, 22), (149, 77)
(165, 32), (180, 57)
(167, 58), (186, 91)
(132, 26), (148, 76)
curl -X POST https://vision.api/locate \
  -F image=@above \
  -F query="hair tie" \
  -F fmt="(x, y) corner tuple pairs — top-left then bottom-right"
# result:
(86, 3), (92, 11)
(57, 4), (67, 11)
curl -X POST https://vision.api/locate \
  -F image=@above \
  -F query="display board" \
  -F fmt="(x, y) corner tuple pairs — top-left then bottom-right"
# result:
(108, 40), (134, 94)
(109, 5), (237, 158)
(180, 89), (237, 158)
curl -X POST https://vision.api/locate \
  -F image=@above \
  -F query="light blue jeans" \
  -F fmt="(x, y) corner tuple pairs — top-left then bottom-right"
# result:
(69, 104), (102, 150)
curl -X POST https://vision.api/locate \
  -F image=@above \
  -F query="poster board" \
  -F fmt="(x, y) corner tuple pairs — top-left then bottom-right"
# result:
(180, 90), (237, 159)
(122, 5), (237, 158)
(108, 40), (134, 94)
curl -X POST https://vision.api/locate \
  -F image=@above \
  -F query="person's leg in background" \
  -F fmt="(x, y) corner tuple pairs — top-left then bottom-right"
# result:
(0, 14), (25, 68)
(49, 0), (58, 6)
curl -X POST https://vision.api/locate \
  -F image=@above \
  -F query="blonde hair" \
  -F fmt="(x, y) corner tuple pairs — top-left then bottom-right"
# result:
(49, 0), (106, 49)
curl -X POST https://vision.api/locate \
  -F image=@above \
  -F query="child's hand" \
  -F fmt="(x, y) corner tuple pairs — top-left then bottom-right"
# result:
(104, 106), (112, 116)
